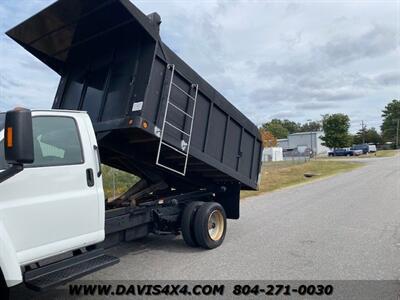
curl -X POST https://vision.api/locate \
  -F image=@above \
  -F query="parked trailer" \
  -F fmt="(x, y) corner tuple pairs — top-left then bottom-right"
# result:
(0, 0), (262, 296)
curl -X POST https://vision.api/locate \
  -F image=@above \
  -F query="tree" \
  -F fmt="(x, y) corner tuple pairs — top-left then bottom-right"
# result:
(381, 99), (400, 147)
(365, 128), (383, 145)
(261, 118), (322, 138)
(281, 119), (301, 133)
(353, 127), (382, 145)
(355, 122), (368, 144)
(320, 113), (351, 149)
(262, 120), (289, 139)
(261, 119), (301, 138)
(352, 132), (362, 145)
(300, 121), (322, 132)
(259, 128), (277, 147)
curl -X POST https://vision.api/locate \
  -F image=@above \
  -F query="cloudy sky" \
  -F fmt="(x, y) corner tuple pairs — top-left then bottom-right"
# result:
(0, 0), (399, 132)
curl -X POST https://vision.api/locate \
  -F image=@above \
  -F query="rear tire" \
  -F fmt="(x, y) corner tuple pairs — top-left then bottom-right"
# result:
(181, 201), (204, 247)
(194, 202), (227, 249)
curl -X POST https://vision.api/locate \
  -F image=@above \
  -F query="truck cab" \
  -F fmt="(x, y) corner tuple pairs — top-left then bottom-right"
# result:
(0, 110), (105, 288)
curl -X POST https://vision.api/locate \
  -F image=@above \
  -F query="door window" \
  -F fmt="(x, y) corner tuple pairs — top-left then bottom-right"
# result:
(29, 117), (84, 167)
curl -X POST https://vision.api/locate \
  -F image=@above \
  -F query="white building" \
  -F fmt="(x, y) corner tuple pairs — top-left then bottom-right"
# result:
(262, 147), (283, 162)
(277, 131), (330, 156)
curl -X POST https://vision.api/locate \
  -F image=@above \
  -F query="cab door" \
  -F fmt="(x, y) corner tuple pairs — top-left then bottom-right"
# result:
(0, 112), (104, 265)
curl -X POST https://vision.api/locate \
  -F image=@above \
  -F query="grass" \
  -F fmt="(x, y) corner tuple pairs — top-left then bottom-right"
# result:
(241, 160), (363, 199)
(101, 160), (364, 201)
(102, 165), (140, 200)
(358, 150), (398, 158)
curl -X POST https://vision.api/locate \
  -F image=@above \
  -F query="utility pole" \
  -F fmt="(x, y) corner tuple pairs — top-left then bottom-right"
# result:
(396, 119), (399, 149)
(307, 119), (313, 159)
(361, 120), (366, 144)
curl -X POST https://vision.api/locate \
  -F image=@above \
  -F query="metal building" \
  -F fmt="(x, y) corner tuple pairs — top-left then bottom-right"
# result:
(277, 131), (330, 156)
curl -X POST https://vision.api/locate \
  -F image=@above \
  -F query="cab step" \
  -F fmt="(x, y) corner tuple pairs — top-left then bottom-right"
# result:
(24, 250), (119, 291)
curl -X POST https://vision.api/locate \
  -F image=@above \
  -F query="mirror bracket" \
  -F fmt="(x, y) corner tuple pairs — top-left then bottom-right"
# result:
(0, 164), (23, 184)
(0, 108), (34, 184)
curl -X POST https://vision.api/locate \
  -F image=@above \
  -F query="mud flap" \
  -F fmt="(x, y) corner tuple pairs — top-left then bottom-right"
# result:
(216, 182), (240, 219)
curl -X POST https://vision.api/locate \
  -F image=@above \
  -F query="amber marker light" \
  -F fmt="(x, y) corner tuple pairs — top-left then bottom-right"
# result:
(6, 127), (13, 148)
(142, 121), (148, 129)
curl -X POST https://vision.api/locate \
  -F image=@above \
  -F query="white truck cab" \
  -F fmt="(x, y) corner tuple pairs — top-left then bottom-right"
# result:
(0, 110), (104, 287)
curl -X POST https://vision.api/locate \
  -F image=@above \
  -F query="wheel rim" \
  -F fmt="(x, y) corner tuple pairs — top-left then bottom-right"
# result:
(208, 209), (224, 241)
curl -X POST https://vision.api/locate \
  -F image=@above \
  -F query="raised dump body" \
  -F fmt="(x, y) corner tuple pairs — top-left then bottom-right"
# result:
(6, 0), (262, 190)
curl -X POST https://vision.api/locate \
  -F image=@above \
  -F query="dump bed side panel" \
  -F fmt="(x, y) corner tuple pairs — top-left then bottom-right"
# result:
(140, 43), (263, 189)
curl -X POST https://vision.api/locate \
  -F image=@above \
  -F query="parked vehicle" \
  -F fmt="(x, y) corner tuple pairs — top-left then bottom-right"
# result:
(0, 0), (262, 295)
(351, 144), (369, 154)
(351, 149), (363, 156)
(368, 144), (377, 153)
(328, 148), (354, 157)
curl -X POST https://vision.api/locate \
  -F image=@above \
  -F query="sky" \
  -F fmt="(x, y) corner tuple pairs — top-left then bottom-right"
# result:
(0, 0), (399, 133)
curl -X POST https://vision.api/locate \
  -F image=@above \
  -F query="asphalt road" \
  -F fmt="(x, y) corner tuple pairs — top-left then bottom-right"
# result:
(86, 154), (400, 281)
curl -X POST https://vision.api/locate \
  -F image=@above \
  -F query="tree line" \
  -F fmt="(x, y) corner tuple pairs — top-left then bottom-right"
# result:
(260, 99), (400, 149)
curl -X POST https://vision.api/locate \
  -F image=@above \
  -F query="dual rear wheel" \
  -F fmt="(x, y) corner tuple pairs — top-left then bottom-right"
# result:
(181, 201), (227, 249)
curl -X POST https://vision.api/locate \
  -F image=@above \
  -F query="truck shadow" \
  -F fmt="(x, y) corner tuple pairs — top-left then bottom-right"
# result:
(108, 234), (205, 258)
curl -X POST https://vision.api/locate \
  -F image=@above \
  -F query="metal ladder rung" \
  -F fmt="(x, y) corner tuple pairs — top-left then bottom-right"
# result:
(165, 121), (190, 136)
(172, 83), (196, 101)
(155, 162), (185, 176)
(161, 141), (187, 156)
(168, 102), (193, 118)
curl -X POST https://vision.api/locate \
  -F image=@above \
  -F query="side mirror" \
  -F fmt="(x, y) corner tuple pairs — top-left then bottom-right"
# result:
(4, 109), (34, 164)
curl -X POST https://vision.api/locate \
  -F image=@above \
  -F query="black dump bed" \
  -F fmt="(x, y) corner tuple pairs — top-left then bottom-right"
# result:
(6, 0), (262, 190)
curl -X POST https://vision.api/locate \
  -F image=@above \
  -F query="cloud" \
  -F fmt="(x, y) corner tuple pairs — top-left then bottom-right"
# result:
(258, 25), (396, 78)
(270, 111), (299, 119)
(250, 87), (293, 105)
(320, 25), (397, 65)
(296, 102), (336, 110)
(250, 77), (367, 108)
(374, 71), (400, 87)
(300, 87), (366, 102)
(285, 3), (301, 16)
(251, 21), (398, 128)
(0, 75), (23, 89)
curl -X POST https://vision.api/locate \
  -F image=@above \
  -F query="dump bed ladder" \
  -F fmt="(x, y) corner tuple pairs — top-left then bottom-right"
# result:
(156, 64), (198, 176)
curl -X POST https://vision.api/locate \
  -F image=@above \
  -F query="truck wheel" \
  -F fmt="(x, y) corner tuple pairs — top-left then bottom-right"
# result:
(181, 201), (204, 247)
(194, 202), (226, 249)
